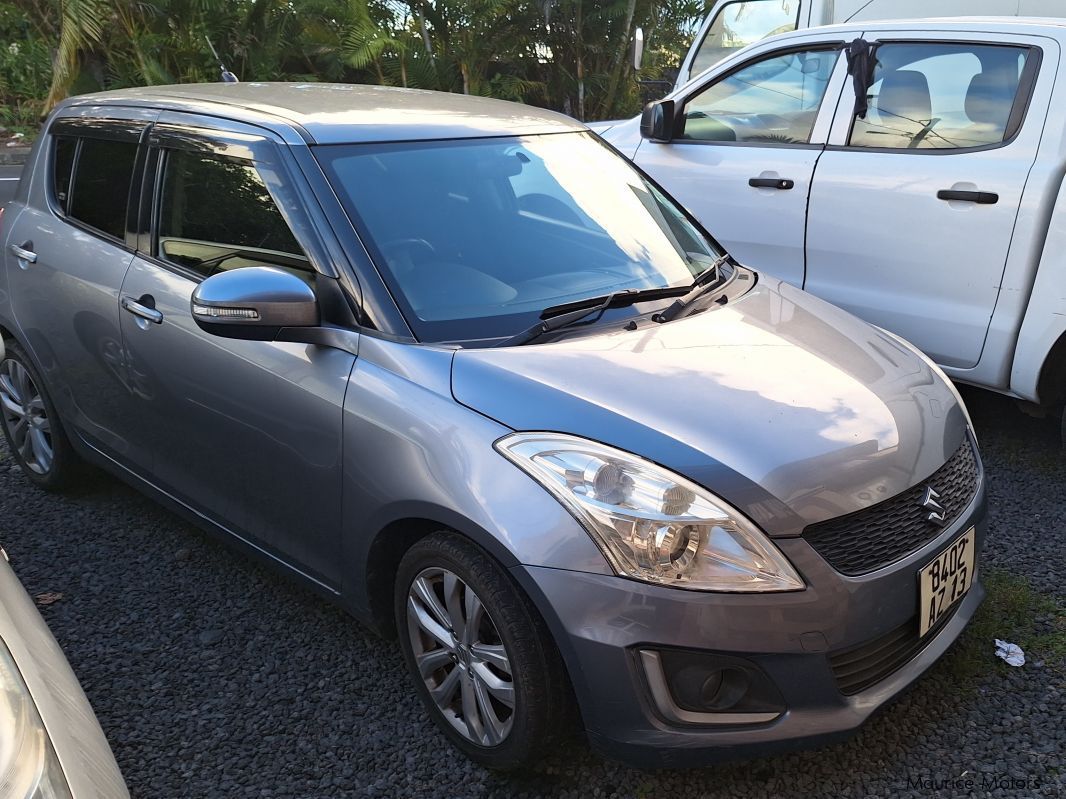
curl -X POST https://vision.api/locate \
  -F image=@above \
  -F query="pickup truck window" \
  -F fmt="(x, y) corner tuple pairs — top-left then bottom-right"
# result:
(690, 0), (802, 79)
(682, 48), (838, 144)
(849, 42), (1031, 150)
(155, 150), (309, 279)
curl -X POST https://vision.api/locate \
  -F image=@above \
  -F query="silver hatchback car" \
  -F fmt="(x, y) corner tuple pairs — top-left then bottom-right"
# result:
(0, 84), (985, 769)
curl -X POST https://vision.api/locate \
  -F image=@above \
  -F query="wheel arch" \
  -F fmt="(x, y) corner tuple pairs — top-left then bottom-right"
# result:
(1036, 329), (1066, 408)
(359, 506), (520, 638)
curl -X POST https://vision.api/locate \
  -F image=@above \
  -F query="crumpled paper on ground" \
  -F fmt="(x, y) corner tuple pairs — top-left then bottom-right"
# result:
(995, 639), (1025, 666)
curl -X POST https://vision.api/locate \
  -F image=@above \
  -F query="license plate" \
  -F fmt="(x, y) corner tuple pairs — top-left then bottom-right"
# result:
(918, 528), (975, 637)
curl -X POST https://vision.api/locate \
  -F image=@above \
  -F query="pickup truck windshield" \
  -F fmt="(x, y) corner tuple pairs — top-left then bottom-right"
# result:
(690, 0), (801, 80)
(315, 132), (724, 343)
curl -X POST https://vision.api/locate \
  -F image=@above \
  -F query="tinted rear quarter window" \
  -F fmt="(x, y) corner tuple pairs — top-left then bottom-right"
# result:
(68, 137), (137, 240)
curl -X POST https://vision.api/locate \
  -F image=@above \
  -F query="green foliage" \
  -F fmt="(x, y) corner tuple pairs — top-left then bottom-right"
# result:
(0, 0), (714, 128)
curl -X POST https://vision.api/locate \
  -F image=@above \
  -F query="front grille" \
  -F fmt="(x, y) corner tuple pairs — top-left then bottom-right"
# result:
(828, 607), (958, 695)
(804, 441), (979, 576)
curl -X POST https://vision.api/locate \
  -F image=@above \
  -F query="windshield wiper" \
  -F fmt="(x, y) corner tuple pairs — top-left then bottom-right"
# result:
(496, 286), (686, 347)
(652, 254), (732, 324)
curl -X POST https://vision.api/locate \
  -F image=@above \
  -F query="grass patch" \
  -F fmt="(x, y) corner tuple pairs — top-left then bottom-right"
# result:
(945, 566), (1065, 682)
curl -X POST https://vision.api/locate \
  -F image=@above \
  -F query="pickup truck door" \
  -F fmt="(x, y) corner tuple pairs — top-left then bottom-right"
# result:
(804, 31), (1052, 370)
(630, 35), (852, 286)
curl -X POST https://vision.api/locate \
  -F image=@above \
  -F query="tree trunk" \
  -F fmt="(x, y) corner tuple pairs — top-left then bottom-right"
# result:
(416, 3), (434, 58)
(601, 0), (638, 117)
(576, 0), (585, 120)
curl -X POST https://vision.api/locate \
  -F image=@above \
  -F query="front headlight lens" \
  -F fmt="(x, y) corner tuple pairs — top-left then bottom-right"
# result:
(0, 639), (72, 799)
(496, 433), (804, 592)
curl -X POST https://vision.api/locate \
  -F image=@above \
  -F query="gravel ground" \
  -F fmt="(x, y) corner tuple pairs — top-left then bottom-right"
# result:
(0, 387), (1062, 799)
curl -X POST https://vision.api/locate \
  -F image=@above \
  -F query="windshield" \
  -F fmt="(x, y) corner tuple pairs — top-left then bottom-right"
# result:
(315, 132), (725, 343)
(690, 0), (801, 80)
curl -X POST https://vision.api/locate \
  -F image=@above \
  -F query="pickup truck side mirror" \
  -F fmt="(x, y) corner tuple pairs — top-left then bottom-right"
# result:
(191, 266), (319, 341)
(640, 99), (676, 143)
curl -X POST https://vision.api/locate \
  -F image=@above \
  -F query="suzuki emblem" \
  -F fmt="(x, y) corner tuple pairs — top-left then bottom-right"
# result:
(920, 486), (946, 526)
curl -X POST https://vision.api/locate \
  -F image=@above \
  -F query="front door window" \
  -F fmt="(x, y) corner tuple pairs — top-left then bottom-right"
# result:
(682, 48), (839, 144)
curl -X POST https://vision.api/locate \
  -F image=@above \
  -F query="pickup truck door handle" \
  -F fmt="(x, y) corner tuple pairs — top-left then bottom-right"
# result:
(121, 296), (164, 325)
(749, 177), (795, 190)
(8, 243), (37, 265)
(937, 189), (999, 205)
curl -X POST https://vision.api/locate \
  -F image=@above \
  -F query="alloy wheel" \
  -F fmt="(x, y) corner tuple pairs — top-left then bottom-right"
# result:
(406, 567), (516, 746)
(0, 358), (53, 474)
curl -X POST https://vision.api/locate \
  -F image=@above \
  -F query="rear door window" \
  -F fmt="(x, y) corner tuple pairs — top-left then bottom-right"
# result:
(67, 137), (138, 240)
(848, 42), (1033, 150)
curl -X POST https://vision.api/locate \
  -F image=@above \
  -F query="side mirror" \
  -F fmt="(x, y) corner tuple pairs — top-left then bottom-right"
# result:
(640, 99), (676, 142)
(632, 26), (644, 72)
(191, 266), (319, 341)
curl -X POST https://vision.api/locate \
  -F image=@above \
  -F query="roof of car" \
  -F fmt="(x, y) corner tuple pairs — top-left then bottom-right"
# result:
(64, 82), (587, 144)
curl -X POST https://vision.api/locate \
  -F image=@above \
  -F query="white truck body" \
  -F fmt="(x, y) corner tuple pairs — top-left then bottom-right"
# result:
(676, 0), (1066, 90)
(602, 18), (1066, 405)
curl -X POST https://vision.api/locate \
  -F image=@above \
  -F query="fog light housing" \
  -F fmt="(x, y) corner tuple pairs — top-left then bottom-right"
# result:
(640, 648), (785, 726)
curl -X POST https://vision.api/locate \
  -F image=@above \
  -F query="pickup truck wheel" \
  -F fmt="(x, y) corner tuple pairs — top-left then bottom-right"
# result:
(0, 340), (83, 491)
(394, 532), (573, 770)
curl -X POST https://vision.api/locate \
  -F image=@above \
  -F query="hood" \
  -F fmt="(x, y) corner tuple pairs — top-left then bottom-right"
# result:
(452, 278), (969, 537)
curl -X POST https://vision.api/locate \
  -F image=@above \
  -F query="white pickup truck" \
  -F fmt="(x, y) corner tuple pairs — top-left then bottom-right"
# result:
(600, 17), (1066, 415)
(674, 1), (1066, 91)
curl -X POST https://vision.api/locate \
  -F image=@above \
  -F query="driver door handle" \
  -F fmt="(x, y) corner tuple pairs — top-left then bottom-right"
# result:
(8, 243), (37, 264)
(122, 296), (164, 325)
(749, 177), (794, 190)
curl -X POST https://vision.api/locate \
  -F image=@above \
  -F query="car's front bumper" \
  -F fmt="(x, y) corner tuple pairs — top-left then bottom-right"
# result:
(514, 480), (987, 768)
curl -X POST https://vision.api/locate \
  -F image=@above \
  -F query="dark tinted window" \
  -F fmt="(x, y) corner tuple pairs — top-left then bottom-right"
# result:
(156, 150), (307, 278)
(68, 137), (137, 240)
(52, 136), (76, 213)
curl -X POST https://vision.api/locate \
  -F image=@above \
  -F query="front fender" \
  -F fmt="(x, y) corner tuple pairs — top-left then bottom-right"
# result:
(340, 337), (610, 618)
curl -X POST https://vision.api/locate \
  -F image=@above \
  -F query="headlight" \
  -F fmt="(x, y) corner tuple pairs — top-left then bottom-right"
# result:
(0, 639), (72, 799)
(496, 433), (804, 592)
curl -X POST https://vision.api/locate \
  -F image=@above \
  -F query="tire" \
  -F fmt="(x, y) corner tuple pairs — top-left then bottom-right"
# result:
(0, 339), (84, 491)
(394, 532), (573, 770)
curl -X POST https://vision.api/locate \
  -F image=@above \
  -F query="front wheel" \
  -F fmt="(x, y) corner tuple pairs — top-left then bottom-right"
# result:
(394, 533), (573, 770)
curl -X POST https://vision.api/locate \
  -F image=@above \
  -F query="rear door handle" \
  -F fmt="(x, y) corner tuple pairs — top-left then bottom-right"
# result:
(121, 296), (163, 325)
(937, 189), (998, 204)
(749, 177), (795, 190)
(8, 243), (37, 265)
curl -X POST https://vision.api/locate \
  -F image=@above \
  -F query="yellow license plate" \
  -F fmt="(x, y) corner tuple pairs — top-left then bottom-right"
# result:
(918, 527), (975, 637)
